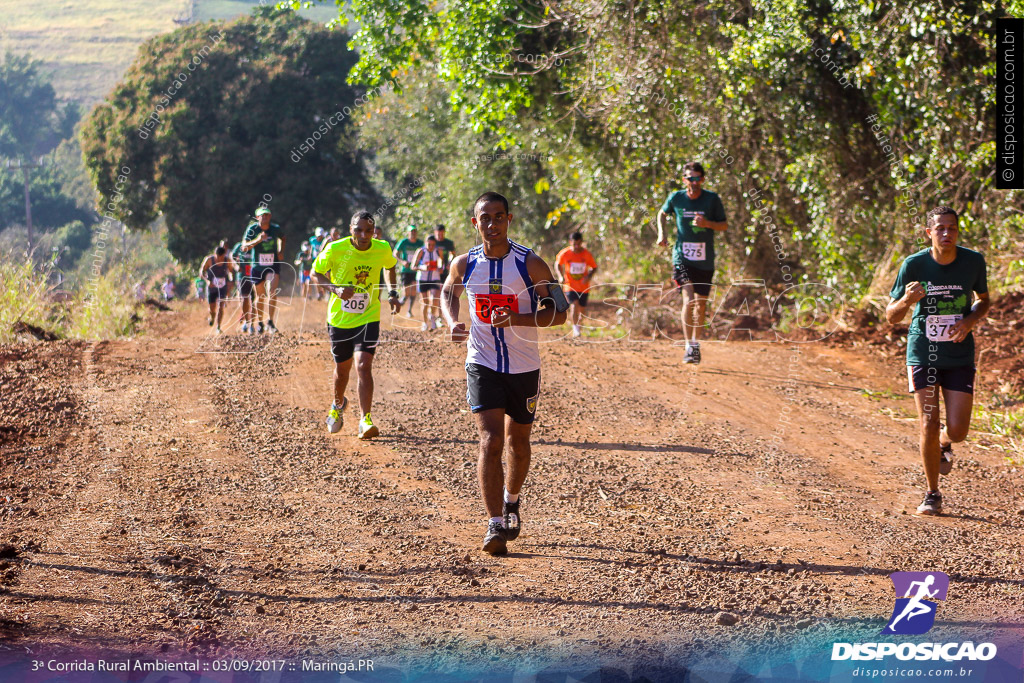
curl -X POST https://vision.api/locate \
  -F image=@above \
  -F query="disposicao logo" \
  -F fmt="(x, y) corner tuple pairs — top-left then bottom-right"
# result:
(831, 571), (997, 662)
(883, 571), (948, 635)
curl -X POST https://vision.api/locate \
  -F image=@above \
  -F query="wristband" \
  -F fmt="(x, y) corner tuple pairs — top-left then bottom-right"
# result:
(389, 290), (399, 299)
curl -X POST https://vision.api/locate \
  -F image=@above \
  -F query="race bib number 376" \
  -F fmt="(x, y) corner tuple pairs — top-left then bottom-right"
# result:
(926, 314), (962, 342)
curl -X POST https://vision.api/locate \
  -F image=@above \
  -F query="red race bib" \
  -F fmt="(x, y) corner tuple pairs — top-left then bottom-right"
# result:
(475, 293), (517, 323)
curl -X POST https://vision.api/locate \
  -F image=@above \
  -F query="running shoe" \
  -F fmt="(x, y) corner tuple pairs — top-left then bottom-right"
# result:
(940, 443), (954, 475)
(689, 345), (702, 364)
(503, 497), (522, 541)
(358, 413), (379, 440)
(572, 325), (581, 338)
(267, 320), (277, 334)
(483, 520), (508, 555)
(915, 491), (943, 516)
(216, 326), (222, 334)
(326, 402), (344, 434)
(420, 322), (428, 331)
(257, 321), (265, 334)
(208, 315), (213, 326)
(241, 322), (250, 333)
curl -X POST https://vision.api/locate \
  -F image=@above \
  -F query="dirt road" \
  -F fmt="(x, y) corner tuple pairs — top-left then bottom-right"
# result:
(1, 296), (1022, 672)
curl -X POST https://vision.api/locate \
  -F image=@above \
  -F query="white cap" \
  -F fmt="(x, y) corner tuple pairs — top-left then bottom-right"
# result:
(315, 227), (325, 237)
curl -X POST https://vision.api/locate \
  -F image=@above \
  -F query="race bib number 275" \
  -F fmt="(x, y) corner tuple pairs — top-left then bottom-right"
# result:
(681, 242), (706, 261)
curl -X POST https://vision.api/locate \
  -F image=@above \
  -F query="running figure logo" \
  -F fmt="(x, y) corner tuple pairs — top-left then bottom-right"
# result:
(882, 571), (949, 635)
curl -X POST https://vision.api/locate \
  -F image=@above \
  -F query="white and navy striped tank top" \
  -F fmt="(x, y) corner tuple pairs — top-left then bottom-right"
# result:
(463, 240), (540, 374)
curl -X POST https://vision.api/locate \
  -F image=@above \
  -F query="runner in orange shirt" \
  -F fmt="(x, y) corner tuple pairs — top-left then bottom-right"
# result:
(555, 231), (598, 338)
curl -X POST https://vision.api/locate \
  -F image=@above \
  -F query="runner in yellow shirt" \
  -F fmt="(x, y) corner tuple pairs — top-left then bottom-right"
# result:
(312, 211), (400, 439)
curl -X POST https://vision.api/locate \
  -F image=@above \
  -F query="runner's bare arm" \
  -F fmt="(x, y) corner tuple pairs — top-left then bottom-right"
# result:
(494, 253), (567, 328)
(276, 236), (285, 263)
(241, 233), (265, 250)
(411, 247), (425, 271)
(885, 281), (927, 324)
(693, 215), (727, 231)
(198, 256), (213, 282)
(949, 291), (991, 343)
(656, 211), (672, 246)
(313, 269), (348, 298)
(385, 266), (400, 313)
(441, 255), (467, 335)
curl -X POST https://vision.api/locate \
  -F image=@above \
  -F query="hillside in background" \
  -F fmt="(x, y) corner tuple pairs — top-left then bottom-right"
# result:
(0, 0), (340, 106)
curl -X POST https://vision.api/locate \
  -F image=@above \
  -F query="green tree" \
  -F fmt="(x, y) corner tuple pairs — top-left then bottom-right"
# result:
(81, 8), (379, 263)
(343, 0), (1024, 297)
(0, 164), (91, 231)
(0, 51), (79, 159)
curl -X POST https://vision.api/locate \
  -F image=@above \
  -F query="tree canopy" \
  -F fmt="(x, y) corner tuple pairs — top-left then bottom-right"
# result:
(0, 51), (79, 160)
(82, 7), (379, 264)
(343, 0), (1023, 300)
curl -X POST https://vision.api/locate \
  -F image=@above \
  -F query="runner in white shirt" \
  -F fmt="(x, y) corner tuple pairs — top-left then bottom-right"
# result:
(442, 191), (568, 556)
(411, 235), (443, 330)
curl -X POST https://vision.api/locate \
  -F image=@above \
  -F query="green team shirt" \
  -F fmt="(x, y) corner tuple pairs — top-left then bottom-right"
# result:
(309, 237), (322, 258)
(313, 237), (398, 329)
(890, 246), (987, 368)
(231, 242), (245, 280)
(243, 222), (284, 267)
(661, 189), (727, 270)
(394, 237), (424, 274)
(296, 252), (313, 271)
(436, 237), (456, 274)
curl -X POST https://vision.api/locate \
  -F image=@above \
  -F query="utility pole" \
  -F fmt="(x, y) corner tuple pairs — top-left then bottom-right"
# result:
(4, 157), (50, 256)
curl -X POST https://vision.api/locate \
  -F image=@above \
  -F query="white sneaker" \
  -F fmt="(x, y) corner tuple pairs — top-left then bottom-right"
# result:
(572, 325), (581, 338)
(421, 322), (428, 331)
(430, 317), (439, 330)
(358, 413), (379, 440)
(241, 322), (250, 333)
(326, 397), (348, 434)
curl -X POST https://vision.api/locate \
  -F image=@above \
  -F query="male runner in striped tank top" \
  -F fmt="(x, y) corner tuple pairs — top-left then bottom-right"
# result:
(442, 191), (567, 555)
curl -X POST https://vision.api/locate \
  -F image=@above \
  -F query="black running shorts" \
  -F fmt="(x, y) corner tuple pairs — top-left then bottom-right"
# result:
(328, 322), (380, 363)
(567, 290), (589, 306)
(908, 366), (975, 395)
(418, 282), (441, 293)
(207, 286), (228, 304)
(241, 266), (277, 297)
(401, 272), (417, 287)
(466, 363), (540, 425)
(672, 263), (714, 297)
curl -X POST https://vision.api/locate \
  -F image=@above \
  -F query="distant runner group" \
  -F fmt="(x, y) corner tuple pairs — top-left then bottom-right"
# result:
(189, 160), (990, 551)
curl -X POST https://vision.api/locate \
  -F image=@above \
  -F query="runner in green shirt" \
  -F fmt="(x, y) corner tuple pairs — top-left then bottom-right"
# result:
(393, 225), (424, 317)
(294, 242), (314, 300)
(313, 210), (400, 439)
(656, 161), (728, 364)
(433, 224), (456, 328)
(886, 206), (990, 516)
(240, 207), (285, 334)
(230, 240), (251, 332)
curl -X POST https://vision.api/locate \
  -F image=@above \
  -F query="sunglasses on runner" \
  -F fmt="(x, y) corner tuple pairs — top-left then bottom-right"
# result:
(684, 176), (703, 182)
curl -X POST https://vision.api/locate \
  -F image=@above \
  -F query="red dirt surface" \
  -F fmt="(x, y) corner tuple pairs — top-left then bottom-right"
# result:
(1, 296), (1022, 670)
